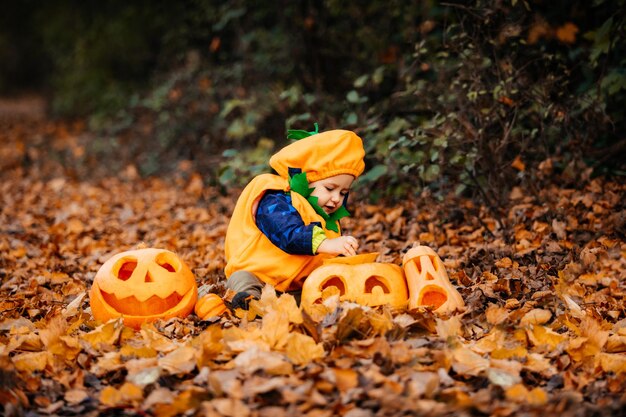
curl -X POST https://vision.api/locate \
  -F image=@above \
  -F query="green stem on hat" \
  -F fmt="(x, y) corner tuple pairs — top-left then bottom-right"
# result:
(286, 122), (319, 140)
(288, 171), (349, 233)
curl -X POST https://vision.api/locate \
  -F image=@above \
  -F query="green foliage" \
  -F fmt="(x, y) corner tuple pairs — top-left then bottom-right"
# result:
(1, 0), (623, 202)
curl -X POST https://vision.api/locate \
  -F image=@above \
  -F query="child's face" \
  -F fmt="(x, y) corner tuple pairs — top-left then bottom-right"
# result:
(309, 174), (355, 214)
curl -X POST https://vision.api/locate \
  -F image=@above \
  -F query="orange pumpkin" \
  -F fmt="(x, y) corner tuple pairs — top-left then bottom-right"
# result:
(90, 248), (198, 329)
(301, 253), (408, 314)
(403, 245), (464, 314)
(195, 293), (227, 320)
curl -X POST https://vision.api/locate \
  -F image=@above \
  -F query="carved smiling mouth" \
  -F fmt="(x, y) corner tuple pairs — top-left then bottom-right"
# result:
(99, 289), (185, 316)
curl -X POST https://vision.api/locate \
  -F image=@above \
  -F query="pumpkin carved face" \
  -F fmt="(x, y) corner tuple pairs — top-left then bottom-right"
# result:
(403, 245), (464, 314)
(301, 254), (408, 314)
(89, 248), (198, 329)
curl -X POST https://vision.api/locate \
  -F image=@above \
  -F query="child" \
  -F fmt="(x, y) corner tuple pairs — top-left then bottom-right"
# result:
(224, 127), (365, 309)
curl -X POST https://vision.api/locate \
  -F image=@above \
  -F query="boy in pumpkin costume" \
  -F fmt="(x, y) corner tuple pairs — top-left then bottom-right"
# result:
(224, 126), (365, 309)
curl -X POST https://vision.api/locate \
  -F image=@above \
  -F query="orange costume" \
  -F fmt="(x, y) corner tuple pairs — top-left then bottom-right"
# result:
(224, 129), (365, 292)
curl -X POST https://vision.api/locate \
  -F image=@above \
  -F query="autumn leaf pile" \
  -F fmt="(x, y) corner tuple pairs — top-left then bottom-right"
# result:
(1, 118), (625, 417)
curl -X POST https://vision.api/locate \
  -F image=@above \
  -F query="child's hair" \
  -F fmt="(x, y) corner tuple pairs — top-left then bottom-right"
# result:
(269, 129), (365, 183)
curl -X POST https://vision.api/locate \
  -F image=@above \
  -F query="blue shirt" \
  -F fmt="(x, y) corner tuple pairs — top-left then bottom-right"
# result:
(255, 191), (321, 255)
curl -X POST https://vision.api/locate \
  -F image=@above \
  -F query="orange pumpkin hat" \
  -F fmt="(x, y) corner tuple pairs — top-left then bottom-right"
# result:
(269, 129), (366, 183)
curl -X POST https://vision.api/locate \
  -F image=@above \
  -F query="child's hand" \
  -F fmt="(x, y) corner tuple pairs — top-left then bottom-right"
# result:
(317, 236), (359, 256)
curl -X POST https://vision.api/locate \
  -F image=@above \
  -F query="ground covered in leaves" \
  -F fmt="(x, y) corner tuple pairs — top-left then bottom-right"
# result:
(1, 116), (625, 417)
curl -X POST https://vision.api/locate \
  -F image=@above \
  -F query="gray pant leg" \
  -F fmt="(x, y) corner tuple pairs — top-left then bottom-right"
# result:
(226, 271), (263, 299)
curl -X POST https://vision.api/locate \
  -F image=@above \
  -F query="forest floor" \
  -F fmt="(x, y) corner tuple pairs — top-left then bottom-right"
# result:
(0, 107), (625, 417)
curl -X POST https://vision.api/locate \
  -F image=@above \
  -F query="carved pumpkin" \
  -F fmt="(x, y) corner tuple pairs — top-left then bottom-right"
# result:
(301, 254), (408, 314)
(195, 293), (227, 320)
(90, 248), (198, 329)
(403, 245), (464, 314)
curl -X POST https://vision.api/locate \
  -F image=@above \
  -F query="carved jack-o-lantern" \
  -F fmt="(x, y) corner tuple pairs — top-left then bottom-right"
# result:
(403, 245), (464, 314)
(89, 248), (198, 329)
(301, 253), (408, 314)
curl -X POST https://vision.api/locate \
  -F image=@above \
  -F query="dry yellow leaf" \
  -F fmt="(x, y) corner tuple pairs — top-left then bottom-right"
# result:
(286, 332), (324, 365)
(495, 257), (513, 268)
(140, 325), (178, 353)
(261, 310), (290, 350)
(436, 315), (462, 340)
(82, 320), (124, 349)
(119, 382), (144, 402)
(100, 382), (143, 407)
(195, 325), (225, 365)
(12, 351), (48, 372)
(274, 293), (303, 324)
(223, 325), (267, 353)
(526, 325), (566, 349)
(473, 328), (505, 353)
(524, 353), (556, 377)
(91, 352), (124, 377)
(491, 344), (527, 360)
(528, 387), (548, 405)
(599, 353), (626, 374)
(7, 333), (42, 352)
(487, 367), (521, 388)
(159, 346), (197, 374)
(99, 386), (122, 407)
(55, 335), (81, 361)
(520, 309), (552, 326)
(451, 346), (489, 376)
(64, 389), (88, 405)
(233, 345), (293, 375)
(505, 383), (548, 405)
(120, 343), (158, 358)
(505, 383), (529, 402)
(567, 317), (609, 362)
(606, 334), (626, 353)
(367, 309), (394, 336)
(332, 368), (359, 392)
(39, 315), (67, 349)
(486, 304), (509, 325)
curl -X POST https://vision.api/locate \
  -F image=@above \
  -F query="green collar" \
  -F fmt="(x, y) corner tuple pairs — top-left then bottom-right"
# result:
(288, 172), (350, 233)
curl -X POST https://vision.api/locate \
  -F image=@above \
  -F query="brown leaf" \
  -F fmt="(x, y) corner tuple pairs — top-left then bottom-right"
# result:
(159, 347), (197, 374)
(285, 332), (324, 365)
(486, 304), (509, 325)
(520, 309), (552, 326)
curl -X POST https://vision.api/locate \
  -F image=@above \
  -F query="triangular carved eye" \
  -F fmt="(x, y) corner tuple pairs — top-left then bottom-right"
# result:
(320, 276), (346, 296)
(156, 252), (179, 272)
(364, 276), (390, 293)
(415, 259), (423, 273)
(114, 258), (137, 281)
(158, 262), (176, 272)
(429, 256), (438, 271)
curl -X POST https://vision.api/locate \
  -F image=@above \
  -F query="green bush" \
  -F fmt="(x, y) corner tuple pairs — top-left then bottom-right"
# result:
(2, 1), (623, 202)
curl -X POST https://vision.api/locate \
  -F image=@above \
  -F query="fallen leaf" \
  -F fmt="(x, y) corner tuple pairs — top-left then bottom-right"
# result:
(452, 346), (489, 376)
(232, 345), (293, 375)
(64, 389), (88, 405)
(261, 310), (290, 350)
(286, 332), (325, 365)
(12, 351), (49, 372)
(159, 346), (197, 374)
(520, 309), (552, 326)
(486, 304), (509, 325)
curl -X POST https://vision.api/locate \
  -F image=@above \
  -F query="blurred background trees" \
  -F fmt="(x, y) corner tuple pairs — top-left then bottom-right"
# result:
(1, 0), (623, 204)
